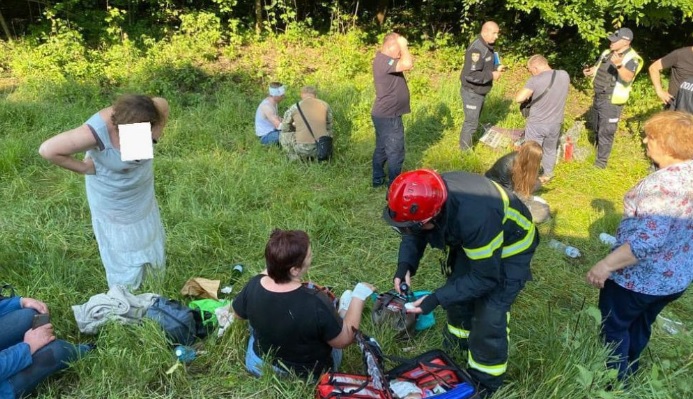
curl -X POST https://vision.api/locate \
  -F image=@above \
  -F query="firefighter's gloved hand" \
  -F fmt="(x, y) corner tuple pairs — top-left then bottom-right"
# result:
(352, 283), (374, 301)
(418, 293), (440, 315)
(394, 262), (414, 281)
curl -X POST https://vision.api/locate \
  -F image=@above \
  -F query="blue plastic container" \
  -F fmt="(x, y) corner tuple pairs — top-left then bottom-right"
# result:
(413, 290), (435, 331)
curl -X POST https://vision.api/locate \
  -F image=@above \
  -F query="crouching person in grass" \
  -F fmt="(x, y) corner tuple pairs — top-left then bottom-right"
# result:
(586, 111), (693, 381)
(485, 141), (551, 223)
(279, 86), (334, 161)
(39, 94), (169, 290)
(0, 295), (92, 398)
(232, 229), (375, 379)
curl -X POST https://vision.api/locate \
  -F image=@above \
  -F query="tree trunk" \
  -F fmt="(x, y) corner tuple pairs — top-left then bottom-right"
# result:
(255, 0), (263, 33)
(0, 10), (12, 41)
(375, 0), (388, 25)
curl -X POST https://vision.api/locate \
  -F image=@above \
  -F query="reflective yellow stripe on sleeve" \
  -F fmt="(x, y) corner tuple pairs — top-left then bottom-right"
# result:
(462, 231), (504, 260)
(501, 223), (535, 258)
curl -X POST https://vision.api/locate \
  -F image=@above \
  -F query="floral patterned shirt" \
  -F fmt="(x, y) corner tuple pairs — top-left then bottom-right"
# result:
(610, 160), (693, 295)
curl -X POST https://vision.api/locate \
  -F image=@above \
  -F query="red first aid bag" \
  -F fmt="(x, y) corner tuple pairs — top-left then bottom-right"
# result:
(315, 373), (392, 399)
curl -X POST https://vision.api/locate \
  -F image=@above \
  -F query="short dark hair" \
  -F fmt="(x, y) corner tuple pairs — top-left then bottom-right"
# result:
(265, 229), (310, 284)
(111, 94), (160, 128)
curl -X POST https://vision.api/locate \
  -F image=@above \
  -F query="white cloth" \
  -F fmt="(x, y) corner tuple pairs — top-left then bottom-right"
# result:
(215, 302), (235, 337)
(72, 285), (159, 334)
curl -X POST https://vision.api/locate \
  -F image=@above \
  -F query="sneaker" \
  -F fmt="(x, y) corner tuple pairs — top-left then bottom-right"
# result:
(338, 290), (353, 317)
(372, 178), (385, 188)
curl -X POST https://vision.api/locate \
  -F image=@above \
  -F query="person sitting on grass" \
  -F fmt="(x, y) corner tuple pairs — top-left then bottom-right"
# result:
(279, 86), (334, 161)
(255, 82), (286, 145)
(485, 140), (550, 223)
(1, 294), (92, 399)
(232, 229), (374, 379)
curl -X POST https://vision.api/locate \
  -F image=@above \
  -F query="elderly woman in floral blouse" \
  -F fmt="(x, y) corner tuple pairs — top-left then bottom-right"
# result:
(586, 111), (693, 380)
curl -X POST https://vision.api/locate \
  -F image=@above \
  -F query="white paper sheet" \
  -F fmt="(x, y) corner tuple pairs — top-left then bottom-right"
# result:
(119, 122), (153, 161)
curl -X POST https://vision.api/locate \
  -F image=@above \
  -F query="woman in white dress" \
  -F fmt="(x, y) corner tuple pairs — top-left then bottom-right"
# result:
(39, 95), (169, 289)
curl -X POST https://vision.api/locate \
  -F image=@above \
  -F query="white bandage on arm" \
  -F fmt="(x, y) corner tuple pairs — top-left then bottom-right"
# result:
(352, 283), (374, 301)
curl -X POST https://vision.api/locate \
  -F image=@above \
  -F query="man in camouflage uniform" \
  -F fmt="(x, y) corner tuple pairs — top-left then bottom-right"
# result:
(280, 86), (334, 161)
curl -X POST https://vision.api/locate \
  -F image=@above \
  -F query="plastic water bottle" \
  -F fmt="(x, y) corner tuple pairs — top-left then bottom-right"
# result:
(658, 315), (684, 335)
(548, 239), (581, 258)
(174, 345), (196, 363)
(599, 233), (617, 246)
(229, 264), (244, 286)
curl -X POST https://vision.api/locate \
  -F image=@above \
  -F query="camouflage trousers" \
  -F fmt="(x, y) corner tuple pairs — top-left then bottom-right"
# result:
(280, 131), (318, 161)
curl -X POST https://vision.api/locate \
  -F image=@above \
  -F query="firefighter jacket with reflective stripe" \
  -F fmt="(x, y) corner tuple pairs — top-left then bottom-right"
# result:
(591, 48), (643, 105)
(397, 172), (538, 308)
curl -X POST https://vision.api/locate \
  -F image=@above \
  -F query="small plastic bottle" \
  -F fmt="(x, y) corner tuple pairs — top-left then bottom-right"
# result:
(548, 239), (581, 258)
(599, 233), (617, 246)
(658, 315), (684, 335)
(229, 264), (244, 286)
(174, 345), (196, 363)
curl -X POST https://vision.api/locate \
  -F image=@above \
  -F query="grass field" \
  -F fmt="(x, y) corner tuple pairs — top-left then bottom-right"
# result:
(1, 31), (691, 398)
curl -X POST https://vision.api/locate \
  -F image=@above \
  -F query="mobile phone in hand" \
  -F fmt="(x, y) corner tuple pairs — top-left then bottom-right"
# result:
(32, 313), (50, 329)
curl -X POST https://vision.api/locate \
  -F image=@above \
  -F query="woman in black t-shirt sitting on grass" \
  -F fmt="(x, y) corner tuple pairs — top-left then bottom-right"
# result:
(232, 229), (374, 379)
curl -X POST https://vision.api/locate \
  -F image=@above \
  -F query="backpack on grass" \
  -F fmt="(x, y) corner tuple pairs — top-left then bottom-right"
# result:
(145, 297), (210, 346)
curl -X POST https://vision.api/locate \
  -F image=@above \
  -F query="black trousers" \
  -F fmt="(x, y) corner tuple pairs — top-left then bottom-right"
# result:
(590, 95), (624, 168)
(444, 251), (532, 392)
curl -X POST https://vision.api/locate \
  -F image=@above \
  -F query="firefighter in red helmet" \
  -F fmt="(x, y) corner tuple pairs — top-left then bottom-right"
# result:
(383, 169), (538, 397)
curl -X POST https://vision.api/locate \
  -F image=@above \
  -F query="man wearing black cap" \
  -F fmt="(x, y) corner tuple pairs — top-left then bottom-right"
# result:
(583, 28), (643, 168)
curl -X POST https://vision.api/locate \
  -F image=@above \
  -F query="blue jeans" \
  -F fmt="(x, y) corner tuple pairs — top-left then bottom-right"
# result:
(0, 308), (89, 399)
(260, 130), (280, 145)
(371, 115), (405, 186)
(598, 279), (684, 380)
(244, 330), (342, 379)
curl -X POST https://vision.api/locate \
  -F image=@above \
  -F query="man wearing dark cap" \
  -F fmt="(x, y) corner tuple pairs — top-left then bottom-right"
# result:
(583, 28), (643, 168)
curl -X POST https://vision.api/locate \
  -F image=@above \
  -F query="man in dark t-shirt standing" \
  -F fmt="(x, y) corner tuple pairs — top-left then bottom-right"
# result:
(649, 46), (693, 109)
(371, 32), (414, 187)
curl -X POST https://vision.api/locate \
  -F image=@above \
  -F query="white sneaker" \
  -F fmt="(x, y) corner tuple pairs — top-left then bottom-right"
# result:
(338, 290), (353, 316)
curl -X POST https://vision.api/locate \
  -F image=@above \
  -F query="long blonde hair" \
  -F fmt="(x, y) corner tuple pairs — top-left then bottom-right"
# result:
(511, 141), (543, 198)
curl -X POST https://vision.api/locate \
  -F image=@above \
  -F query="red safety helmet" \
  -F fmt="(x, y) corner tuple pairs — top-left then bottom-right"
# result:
(383, 169), (448, 229)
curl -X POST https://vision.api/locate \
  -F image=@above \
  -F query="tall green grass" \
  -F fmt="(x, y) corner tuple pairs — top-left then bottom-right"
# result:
(1, 31), (691, 398)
